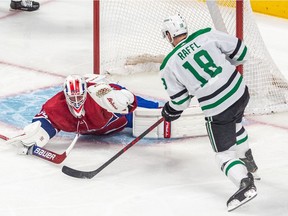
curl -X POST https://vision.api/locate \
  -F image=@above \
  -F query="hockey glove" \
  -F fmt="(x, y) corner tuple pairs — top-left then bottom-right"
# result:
(161, 102), (183, 122)
(6, 121), (50, 154)
(88, 82), (135, 114)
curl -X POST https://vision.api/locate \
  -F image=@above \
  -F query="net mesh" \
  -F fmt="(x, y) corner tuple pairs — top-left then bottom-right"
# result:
(99, 0), (288, 114)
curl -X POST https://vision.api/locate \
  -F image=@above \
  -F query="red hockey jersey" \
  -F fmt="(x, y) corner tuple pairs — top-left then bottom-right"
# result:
(35, 84), (137, 136)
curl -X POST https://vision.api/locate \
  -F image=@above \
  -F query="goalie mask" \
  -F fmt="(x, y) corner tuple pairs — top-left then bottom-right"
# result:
(63, 75), (87, 117)
(161, 13), (188, 44)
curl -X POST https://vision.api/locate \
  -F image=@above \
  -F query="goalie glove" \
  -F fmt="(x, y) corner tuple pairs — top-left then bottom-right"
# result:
(161, 102), (183, 122)
(88, 82), (135, 114)
(6, 121), (50, 154)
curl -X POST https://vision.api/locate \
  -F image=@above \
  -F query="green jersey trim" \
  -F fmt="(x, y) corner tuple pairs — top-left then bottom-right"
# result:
(171, 95), (191, 105)
(201, 75), (243, 111)
(160, 28), (212, 70)
(237, 46), (247, 61)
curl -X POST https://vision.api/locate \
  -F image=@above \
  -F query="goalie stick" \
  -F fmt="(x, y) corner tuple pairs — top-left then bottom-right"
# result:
(0, 133), (79, 164)
(62, 118), (164, 179)
(31, 134), (79, 164)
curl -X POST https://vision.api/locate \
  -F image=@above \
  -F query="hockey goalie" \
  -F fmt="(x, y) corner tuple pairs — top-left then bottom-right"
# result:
(6, 74), (205, 156)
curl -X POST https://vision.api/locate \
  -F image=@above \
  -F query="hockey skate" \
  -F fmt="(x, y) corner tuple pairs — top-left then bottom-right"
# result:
(227, 173), (257, 212)
(240, 149), (261, 180)
(10, 0), (40, 12)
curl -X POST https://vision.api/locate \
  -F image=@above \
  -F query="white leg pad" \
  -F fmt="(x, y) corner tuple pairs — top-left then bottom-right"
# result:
(132, 106), (207, 138)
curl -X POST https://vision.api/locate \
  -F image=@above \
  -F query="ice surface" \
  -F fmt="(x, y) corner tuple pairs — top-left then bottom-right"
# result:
(0, 1), (288, 216)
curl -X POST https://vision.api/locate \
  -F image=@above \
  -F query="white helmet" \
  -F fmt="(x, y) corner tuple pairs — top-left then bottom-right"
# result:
(63, 75), (87, 117)
(161, 13), (188, 43)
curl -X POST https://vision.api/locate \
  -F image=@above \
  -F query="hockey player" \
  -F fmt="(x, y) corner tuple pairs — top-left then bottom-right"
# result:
(160, 14), (258, 211)
(7, 74), (159, 154)
(10, 0), (40, 12)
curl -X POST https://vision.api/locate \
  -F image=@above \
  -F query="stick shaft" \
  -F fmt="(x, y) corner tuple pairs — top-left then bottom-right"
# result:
(95, 118), (164, 174)
(62, 118), (164, 178)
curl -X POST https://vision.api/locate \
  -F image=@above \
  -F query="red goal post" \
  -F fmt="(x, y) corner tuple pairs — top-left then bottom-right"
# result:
(93, 0), (100, 75)
(236, 0), (243, 74)
(93, 0), (288, 115)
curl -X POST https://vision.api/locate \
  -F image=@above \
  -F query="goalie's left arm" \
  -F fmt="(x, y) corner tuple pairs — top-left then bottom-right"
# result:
(88, 82), (137, 114)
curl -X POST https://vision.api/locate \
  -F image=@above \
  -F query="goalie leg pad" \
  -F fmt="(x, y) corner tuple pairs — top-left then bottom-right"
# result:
(133, 106), (207, 138)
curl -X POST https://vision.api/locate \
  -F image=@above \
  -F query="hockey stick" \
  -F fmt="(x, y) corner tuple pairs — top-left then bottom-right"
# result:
(62, 117), (164, 179)
(31, 134), (79, 164)
(0, 133), (79, 164)
(0, 134), (8, 141)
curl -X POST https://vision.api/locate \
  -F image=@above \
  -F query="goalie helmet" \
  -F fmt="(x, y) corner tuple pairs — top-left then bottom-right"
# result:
(63, 75), (87, 117)
(161, 13), (188, 43)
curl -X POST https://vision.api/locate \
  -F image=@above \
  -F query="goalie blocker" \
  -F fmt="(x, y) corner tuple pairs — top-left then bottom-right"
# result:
(133, 106), (206, 138)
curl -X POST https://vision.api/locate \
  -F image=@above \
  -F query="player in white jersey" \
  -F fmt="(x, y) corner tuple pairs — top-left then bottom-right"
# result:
(160, 14), (258, 211)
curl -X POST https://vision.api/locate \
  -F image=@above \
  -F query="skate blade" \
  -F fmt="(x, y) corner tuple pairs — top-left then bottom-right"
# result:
(227, 190), (257, 212)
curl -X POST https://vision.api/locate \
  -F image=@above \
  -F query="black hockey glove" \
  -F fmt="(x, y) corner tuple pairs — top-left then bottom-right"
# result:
(161, 102), (183, 122)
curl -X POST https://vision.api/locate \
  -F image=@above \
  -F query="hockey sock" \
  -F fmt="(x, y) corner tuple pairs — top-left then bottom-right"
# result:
(235, 123), (249, 158)
(223, 159), (248, 187)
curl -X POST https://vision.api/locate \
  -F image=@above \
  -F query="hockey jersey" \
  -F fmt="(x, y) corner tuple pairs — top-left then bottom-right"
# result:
(160, 28), (248, 117)
(33, 83), (137, 139)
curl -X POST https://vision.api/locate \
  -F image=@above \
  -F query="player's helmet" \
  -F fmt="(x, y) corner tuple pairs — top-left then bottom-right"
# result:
(63, 75), (87, 117)
(161, 13), (188, 43)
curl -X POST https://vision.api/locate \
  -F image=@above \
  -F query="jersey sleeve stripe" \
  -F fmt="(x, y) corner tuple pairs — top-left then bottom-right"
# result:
(170, 89), (188, 99)
(171, 95), (191, 105)
(229, 39), (241, 59)
(237, 46), (247, 61)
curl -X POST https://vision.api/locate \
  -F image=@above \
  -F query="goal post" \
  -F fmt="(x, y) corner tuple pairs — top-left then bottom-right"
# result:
(93, 0), (100, 74)
(93, 0), (288, 115)
(236, 0), (243, 74)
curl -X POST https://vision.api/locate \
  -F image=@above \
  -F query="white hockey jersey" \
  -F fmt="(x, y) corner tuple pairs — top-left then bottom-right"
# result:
(160, 28), (248, 117)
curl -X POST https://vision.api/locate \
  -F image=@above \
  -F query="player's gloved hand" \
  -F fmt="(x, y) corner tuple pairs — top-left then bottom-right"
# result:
(88, 82), (135, 114)
(6, 121), (50, 155)
(161, 102), (183, 122)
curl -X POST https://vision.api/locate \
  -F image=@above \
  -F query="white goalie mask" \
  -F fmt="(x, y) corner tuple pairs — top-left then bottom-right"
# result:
(161, 13), (188, 44)
(63, 75), (87, 117)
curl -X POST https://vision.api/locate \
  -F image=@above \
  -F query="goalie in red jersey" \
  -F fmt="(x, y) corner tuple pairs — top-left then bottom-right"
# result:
(8, 74), (159, 154)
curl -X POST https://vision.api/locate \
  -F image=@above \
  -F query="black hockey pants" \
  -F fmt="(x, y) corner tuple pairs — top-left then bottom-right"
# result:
(205, 86), (250, 152)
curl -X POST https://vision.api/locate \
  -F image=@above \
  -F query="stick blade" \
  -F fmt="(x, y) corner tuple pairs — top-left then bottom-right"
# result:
(31, 145), (67, 164)
(62, 165), (96, 179)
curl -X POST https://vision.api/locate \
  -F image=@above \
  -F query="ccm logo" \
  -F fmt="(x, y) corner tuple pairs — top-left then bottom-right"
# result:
(164, 120), (171, 138)
(33, 147), (56, 160)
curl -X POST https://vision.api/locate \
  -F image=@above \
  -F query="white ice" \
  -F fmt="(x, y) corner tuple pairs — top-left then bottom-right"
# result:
(0, 1), (288, 216)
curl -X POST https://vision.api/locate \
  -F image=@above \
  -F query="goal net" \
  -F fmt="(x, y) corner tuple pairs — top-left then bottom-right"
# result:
(94, 0), (288, 115)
